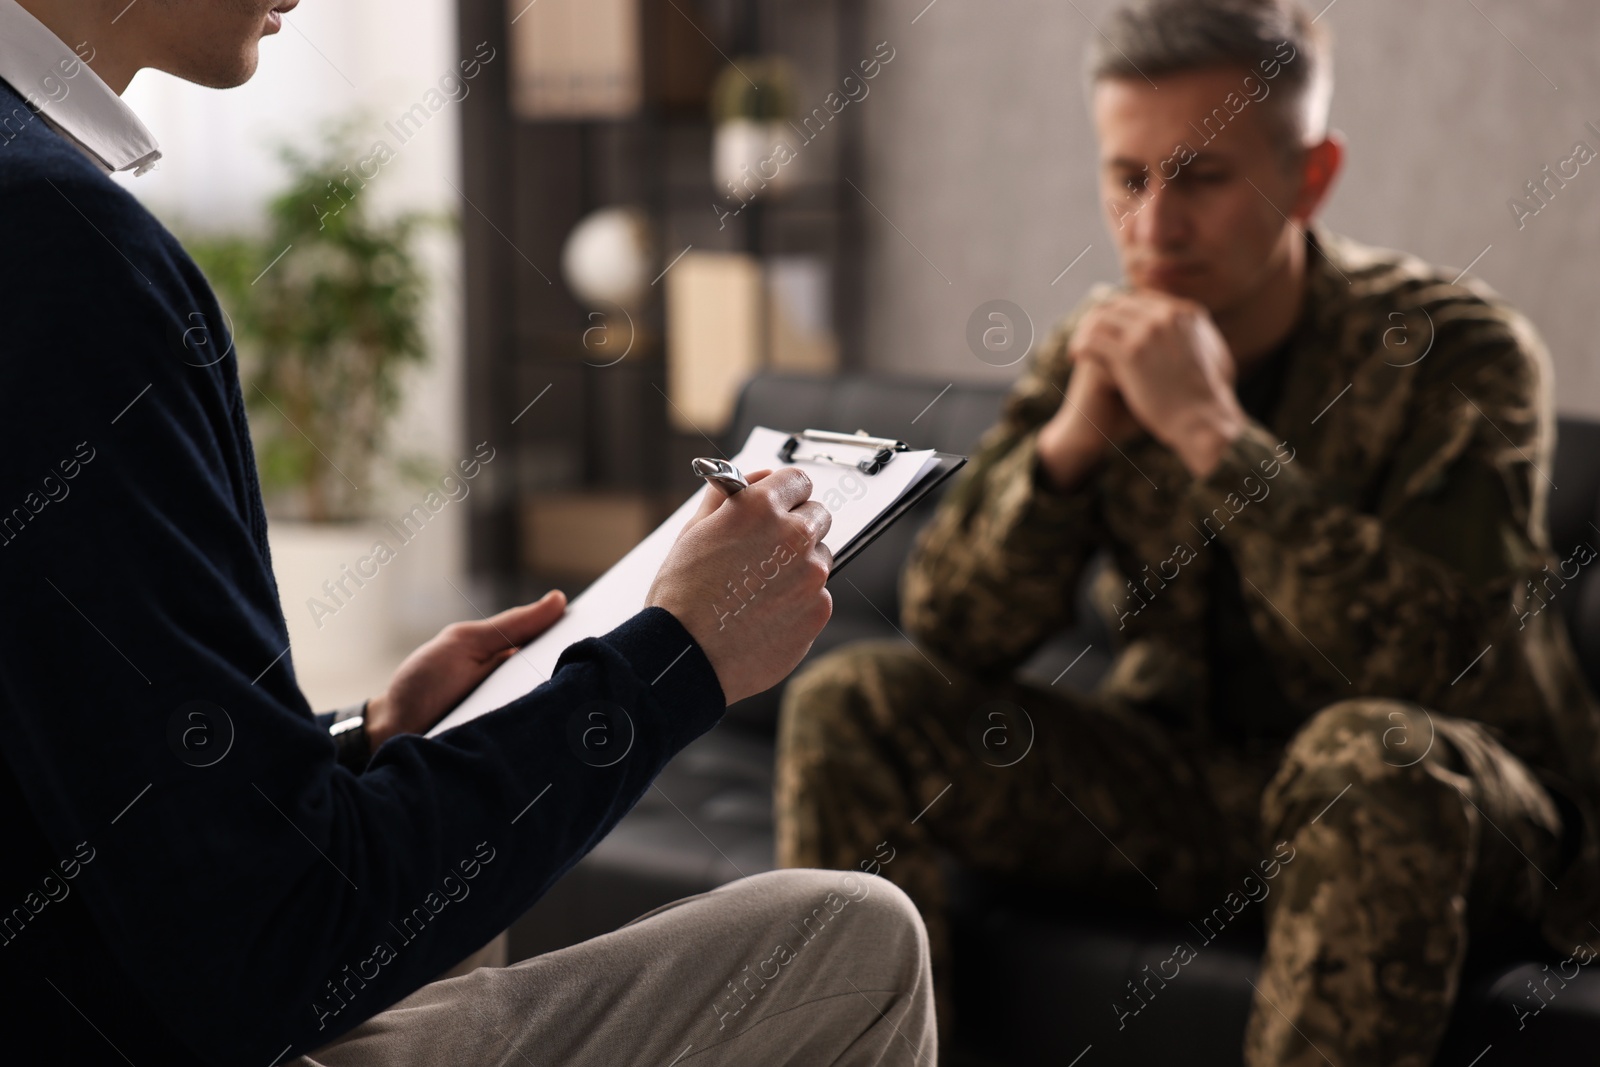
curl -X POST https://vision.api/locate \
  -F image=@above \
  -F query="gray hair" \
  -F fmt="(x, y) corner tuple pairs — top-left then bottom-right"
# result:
(1085, 0), (1333, 152)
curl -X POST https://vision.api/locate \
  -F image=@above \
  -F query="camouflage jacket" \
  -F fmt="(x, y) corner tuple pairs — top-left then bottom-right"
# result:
(901, 226), (1600, 945)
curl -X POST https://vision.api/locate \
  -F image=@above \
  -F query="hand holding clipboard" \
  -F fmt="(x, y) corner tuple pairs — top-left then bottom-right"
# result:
(427, 426), (965, 735)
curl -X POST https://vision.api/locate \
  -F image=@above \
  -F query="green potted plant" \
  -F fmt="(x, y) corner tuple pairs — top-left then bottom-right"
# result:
(187, 118), (437, 522)
(710, 56), (799, 202)
(185, 117), (445, 684)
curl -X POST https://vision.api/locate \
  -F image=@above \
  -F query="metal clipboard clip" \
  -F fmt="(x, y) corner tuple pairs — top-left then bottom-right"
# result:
(778, 429), (910, 476)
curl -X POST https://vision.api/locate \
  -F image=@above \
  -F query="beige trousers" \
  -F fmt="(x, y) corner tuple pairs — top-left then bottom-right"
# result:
(295, 869), (936, 1067)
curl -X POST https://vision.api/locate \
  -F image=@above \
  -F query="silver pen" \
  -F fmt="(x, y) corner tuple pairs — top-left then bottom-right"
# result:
(691, 457), (749, 496)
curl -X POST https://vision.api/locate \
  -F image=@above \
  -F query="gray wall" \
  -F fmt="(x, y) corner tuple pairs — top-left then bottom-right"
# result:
(851, 0), (1600, 416)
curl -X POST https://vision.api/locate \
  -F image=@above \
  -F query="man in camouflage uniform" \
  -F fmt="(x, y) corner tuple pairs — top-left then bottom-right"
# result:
(774, 1), (1600, 1064)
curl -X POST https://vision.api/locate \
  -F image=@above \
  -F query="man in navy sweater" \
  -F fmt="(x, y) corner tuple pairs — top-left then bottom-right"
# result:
(0, 1), (934, 1063)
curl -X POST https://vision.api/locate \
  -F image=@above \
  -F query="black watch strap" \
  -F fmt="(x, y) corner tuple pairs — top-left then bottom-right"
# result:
(329, 698), (371, 772)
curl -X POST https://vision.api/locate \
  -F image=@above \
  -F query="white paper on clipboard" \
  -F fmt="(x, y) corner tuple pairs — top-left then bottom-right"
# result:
(426, 426), (943, 737)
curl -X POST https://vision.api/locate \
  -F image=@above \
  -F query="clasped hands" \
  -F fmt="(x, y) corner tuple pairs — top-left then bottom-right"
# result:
(1036, 290), (1247, 490)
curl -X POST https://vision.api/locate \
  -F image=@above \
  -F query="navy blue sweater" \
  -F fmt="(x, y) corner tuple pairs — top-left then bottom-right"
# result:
(0, 79), (726, 1064)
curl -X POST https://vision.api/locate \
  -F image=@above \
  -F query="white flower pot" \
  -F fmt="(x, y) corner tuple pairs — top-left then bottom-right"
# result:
(713, 118), (798, 202)
(267, 519), (400, 707)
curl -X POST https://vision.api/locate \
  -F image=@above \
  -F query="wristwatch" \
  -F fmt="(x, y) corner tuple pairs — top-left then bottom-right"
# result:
(329, 698), (371, 772)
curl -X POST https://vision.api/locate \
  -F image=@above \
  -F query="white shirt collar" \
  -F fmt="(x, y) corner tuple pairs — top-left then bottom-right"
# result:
(0, 0), (161, 175)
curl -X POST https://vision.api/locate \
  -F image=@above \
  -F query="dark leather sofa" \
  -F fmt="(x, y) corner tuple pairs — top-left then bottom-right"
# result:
(508, 371), (1600, 1064)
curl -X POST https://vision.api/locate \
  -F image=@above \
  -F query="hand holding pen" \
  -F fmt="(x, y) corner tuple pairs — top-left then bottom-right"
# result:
(642, 458), (834, 707)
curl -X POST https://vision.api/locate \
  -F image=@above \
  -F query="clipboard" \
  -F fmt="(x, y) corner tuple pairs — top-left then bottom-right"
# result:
(826, 450), (966, 576)
(425, 425), (967, 736)
(739, 426), (967, 578)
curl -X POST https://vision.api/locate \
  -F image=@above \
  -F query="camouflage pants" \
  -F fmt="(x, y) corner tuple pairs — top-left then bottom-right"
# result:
(774, 640), (1567, 1067)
